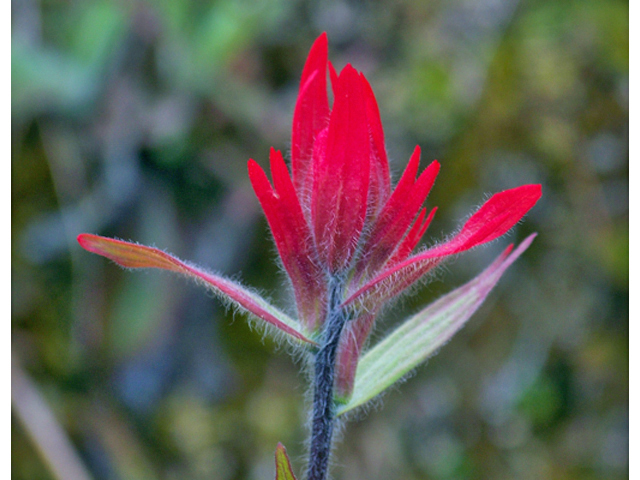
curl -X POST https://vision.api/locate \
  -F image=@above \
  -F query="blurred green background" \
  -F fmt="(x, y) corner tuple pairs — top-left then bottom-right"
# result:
(12, 0), (628, 479)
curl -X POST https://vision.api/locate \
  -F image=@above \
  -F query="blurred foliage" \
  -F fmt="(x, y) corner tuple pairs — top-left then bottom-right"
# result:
(12, 0), (627, 479)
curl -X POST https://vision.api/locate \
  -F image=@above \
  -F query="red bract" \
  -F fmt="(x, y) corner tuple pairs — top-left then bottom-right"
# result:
(312, 65), (370, 271)
(246, 34), (541, 402)
(249, 33), (541, 327)
(78, 33), (541, 424)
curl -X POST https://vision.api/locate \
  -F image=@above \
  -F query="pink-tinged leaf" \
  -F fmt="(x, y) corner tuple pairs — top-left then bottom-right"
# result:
(337, 234), (537, 415)
(355, 147), (440, 278)
(335, 313), (377, 402)
(345, 184), (542, 308)
(275, 443), (298, 480)
(312, 64), (370, 271)
(77, 234), (316, 345)
(292, 33), (329, 198)
(361, 74), (390, 217)
(248, 154), (327, 332)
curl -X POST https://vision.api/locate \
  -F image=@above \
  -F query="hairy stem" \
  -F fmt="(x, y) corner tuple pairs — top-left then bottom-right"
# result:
(306, 280), (348, 480)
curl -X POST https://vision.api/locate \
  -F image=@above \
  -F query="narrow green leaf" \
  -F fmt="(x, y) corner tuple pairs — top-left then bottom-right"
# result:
(337, 234), (536, 415)
(77, 234), (316, 345)
(275, 443), (298, 480)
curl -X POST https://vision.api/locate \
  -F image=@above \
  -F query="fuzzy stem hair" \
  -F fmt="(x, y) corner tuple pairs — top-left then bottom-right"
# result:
(306, 277), (349, 480)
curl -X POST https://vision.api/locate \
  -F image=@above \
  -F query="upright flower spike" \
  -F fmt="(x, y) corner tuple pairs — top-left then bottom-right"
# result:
(78, 33), (542, 480)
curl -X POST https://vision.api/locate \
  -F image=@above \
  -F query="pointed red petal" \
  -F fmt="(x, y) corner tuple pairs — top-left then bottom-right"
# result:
(357, 147), (440, 276)
(249, 157), (327, 331)
(292, 33), (329, 197)
(361, 74), (390, 215)
(248, 158), (278, 206)
(446, 184), (542, 252)
(393, 145), (421, 198)
(270, 150), (327, 329)
(77, 234), (315, 344)
(328, 61), (338, 97)
(344, 184), (542, 308)
(371, 159), (439, 263)
(312, 64), (370, 271)
(385, 207), (437, 267)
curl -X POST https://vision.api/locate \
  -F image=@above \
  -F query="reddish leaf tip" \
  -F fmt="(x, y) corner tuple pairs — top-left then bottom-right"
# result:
(275, 442), (298, 480)
(77, 233), (103, 256)
(77, 233), (115, 257)
(77, 233), (90, 247)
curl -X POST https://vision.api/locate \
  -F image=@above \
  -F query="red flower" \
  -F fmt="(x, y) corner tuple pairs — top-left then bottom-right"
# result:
(78, 32), (541, 406)
(249, 34), (540, 392)
(247, 33), (541, 399)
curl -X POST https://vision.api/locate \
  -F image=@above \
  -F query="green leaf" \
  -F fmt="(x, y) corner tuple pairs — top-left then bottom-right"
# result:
(275, 443), (298, 480)
(337, 234), (536, 415)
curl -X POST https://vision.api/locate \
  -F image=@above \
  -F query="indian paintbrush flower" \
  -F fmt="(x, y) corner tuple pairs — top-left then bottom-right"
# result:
(78, 33), (541, 480)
